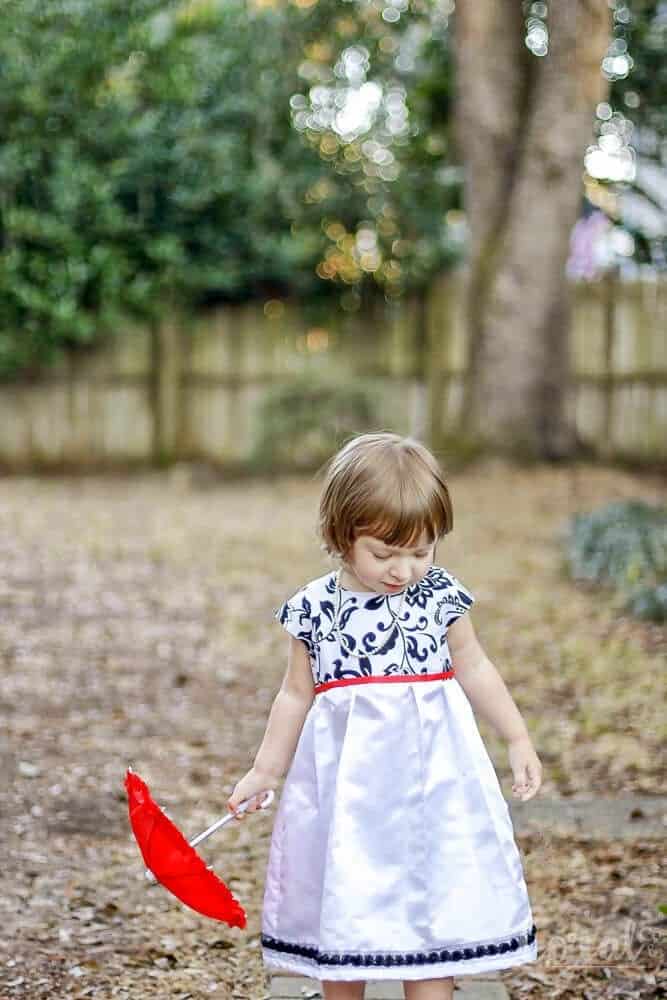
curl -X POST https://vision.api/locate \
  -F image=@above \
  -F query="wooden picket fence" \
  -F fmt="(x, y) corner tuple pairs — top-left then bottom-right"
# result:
(0, 272), (664, 469)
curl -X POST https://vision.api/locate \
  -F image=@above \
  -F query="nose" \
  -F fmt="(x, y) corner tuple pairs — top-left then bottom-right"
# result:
(389, 567), (409, 583)
(385, 554), (413, 585)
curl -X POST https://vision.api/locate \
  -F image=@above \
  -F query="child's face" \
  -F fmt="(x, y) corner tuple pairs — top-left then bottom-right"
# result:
(341, 531), (436, 594)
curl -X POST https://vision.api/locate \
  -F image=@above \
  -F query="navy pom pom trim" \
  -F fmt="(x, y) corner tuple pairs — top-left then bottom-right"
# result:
(262, 923), (536, 969)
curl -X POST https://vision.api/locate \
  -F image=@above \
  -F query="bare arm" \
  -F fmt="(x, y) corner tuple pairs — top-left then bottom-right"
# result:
(447, 614), (542, 800)
(228, 634), (315, 816)
(447, 615), (531, 744)
(253, 633), (316, 781)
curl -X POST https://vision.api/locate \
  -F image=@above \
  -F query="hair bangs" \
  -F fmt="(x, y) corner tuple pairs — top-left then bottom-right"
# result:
(317, 432), (454, 560)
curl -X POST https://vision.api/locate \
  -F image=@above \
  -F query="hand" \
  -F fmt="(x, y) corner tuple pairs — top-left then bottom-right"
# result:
(508, 736), (542, 802)
(227, 767), (276, 821)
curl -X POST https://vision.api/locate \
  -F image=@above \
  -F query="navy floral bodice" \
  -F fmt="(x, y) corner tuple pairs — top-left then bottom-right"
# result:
(273, 566), (475, 686)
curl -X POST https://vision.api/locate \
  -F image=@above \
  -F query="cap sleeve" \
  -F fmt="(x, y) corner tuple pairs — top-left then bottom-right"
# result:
(432, 569), (475, 629)
(273, 585), (315, 656)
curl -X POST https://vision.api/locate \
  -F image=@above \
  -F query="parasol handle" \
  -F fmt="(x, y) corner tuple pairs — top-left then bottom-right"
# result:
(188, 789), (275, 849)
(143, 789), (275, 884)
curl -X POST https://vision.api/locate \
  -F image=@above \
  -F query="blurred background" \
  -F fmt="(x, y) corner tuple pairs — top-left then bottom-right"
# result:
(0, 0), (665, 469)
(0, 2), (665, 999)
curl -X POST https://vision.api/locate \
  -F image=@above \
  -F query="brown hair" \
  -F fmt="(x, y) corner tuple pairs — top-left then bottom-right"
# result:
(317, 432), (454, 560)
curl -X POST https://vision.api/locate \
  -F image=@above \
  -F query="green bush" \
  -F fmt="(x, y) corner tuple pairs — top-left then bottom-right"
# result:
(0, 0), (463, 378)
(565, 499), (667, 622)
(0, 0), (334, 377)
(250, 374), (383, 472)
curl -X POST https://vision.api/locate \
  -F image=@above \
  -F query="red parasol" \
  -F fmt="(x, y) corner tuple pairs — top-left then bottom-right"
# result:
(124, 768), (274, 927)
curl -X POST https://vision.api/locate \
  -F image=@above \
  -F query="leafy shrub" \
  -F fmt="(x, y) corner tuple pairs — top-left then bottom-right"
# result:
(624, 582), (667, 622)
(250, 374), (383, 472)
(0, 0), (337, 377)
(0, 0), (462, 377)
(565, 499), (667, 622)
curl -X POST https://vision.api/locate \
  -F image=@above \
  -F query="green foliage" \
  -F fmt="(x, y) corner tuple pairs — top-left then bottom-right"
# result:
(0, 0), (336, 376)
(1, 0), (663, 376)
(624, 581), (667, 621)
(0, 0), (464, 376)
(609, 1), (666, 143)
(0, 0), (165, 375)
(249, 373), (383, 472)
(565, 499), (667, 622)
(282, 0), (463, 299)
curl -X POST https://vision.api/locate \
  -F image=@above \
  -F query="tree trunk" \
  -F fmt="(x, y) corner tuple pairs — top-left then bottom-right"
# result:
(454, 0), (612, 459)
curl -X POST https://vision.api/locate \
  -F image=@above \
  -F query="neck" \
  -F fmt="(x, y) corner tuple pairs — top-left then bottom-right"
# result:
(338, 566), (372, 592)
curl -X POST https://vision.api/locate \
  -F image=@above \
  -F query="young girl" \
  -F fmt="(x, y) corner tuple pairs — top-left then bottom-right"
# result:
(228, 432), (542, 1000)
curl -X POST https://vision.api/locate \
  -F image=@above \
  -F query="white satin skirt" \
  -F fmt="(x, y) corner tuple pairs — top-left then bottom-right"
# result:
(261, 675), (538, 982)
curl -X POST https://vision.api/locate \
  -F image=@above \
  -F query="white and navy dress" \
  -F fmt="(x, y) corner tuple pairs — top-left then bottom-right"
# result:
(261, 565), (538, 982)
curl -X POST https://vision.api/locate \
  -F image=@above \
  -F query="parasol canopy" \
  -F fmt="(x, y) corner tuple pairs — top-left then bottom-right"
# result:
(125, 768), (273, 926)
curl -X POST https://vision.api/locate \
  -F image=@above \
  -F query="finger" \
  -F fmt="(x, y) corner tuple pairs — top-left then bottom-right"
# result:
(521, 774), (539, 798)
(521, 767), (537, 789)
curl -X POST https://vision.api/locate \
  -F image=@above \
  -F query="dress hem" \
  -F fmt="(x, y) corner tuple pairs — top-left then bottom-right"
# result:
(262, 939), (538, 982)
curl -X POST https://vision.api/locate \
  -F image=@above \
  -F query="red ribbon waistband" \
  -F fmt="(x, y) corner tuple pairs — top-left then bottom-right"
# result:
(313, 669), (455, 695)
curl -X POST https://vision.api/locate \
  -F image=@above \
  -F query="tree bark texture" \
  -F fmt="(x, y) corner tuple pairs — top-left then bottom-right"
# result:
(454, 0), (612, 458)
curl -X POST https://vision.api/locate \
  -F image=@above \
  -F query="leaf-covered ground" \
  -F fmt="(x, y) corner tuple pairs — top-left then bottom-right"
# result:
(0, 460), (664, 999)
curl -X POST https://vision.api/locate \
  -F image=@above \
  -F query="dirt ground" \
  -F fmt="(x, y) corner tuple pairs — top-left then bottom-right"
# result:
(0, 459), (664, 999)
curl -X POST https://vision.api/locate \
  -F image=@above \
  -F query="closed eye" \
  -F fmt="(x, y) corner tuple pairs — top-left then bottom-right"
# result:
(374, 552), (430, 560)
